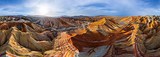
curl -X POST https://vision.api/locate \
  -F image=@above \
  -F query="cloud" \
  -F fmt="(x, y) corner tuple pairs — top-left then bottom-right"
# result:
(26, 0), (118, 16)
(0, 0), (159, 16)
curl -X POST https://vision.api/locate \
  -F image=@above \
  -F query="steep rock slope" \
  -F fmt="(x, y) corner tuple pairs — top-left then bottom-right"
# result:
(0, 22), (54, 57)
(0, 16), (160, 57)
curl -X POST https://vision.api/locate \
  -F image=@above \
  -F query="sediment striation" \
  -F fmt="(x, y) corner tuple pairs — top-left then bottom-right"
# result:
(0, 16), (160, 57)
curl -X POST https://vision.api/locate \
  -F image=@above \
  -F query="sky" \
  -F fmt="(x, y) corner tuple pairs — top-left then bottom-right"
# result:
(0, 0), (160, 16)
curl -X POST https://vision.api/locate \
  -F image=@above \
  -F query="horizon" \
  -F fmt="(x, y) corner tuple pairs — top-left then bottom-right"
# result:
(0, 0), (160, 16)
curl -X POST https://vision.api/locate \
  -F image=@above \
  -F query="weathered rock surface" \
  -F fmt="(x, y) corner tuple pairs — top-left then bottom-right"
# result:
(0, 16), (160, 57)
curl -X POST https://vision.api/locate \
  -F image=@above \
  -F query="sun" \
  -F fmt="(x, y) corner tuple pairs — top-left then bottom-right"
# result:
(36, 4), (50, 16)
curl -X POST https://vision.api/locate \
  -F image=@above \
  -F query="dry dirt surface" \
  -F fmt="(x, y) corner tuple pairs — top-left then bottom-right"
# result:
(0, 16), (160, 57)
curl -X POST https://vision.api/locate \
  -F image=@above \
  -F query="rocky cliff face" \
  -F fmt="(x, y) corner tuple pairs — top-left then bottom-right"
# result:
(0, 16), (160, 57)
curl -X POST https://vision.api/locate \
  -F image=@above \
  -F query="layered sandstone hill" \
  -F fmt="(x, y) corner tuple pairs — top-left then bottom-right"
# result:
(0, 22), (54, 57)
(0, 16), (160, 57)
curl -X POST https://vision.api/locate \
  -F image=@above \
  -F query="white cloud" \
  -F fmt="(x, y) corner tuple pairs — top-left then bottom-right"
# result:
(24, 0), (116, 16)
(0, 0), (159, 16)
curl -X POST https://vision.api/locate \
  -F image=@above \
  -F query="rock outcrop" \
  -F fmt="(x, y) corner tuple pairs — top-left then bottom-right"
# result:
(0, 16), (160, 57)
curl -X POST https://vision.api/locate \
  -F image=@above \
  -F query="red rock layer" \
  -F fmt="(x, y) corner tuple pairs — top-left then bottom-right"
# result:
(0, 16), (160, 57)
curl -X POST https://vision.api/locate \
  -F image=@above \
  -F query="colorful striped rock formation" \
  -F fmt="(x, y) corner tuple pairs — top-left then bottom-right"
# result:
(0, 16), (160, 57)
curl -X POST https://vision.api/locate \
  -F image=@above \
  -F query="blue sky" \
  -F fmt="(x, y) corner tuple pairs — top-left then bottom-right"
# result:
(0, 0), (160, 16)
